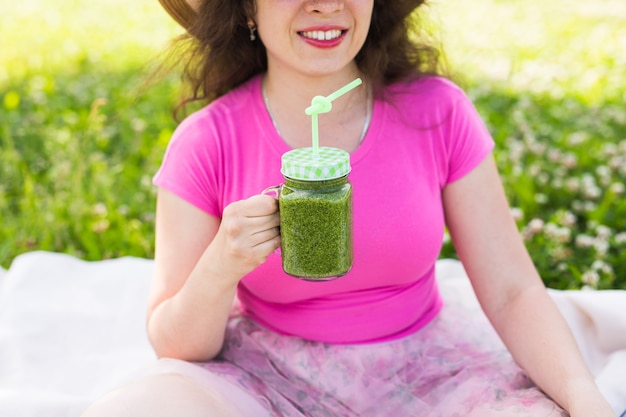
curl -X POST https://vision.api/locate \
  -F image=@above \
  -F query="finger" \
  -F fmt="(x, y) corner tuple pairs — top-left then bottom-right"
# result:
(222, 197), (278, 222)
(252, 233), (281, 255)
(251, 226), (281, 247)
(237, 212), (280, 234)
(244, 194), (279, 217)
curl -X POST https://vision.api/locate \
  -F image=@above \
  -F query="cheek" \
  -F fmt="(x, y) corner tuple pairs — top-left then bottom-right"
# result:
(355, 18), (372, 48)
(353, 2), (374, 39)
(255, 9), (291, 43)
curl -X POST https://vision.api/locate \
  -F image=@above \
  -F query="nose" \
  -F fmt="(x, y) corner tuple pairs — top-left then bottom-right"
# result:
(304, 0), (344, 14)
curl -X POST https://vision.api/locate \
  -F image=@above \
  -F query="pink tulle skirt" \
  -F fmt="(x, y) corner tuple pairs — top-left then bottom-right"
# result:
(142, 280), (567, 417)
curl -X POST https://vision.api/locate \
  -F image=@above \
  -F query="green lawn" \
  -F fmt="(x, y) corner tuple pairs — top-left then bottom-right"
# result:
(1, 0), (625, 289)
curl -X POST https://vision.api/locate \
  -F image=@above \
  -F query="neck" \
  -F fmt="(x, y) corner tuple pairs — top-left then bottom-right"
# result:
(262, 68), (372, 151)
(264, 64), (364, 110)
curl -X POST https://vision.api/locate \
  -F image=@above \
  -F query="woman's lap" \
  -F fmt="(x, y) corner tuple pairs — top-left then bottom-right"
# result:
(184, 295), (567, 416)
(112, 285), (567, 417)
(82, 360), (272, 417)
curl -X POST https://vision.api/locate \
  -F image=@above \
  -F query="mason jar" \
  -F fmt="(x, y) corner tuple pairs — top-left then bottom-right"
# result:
(265, 147), (353, 280)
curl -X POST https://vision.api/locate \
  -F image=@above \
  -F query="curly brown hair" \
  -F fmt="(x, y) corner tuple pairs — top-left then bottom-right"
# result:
(172, 0), (444, 113)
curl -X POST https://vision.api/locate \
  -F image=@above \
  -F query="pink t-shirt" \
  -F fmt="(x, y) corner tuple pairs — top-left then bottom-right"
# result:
(153, 75), (494, 344)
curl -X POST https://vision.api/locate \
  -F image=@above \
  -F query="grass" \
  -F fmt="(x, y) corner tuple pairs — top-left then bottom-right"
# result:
(1, 0), (625, 289)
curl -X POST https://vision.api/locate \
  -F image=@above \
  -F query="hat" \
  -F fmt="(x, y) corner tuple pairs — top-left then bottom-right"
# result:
(159, 0), (198, 29)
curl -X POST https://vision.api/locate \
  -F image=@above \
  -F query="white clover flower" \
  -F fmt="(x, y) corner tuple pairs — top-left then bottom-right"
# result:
(529, 142), (546, 156)
(593, 240), (610, 256)
(568, 132), (588, 145)
(544, 222), (559, 238)
(548, 149), (562, 163)
(615, 232), (626, 245)
(581, 173), (596, 186)
(552, 178), (563, 189)
(584, 201), (597, 212)
(572, 200), (584, 212)
(562, 153), (578, 169)
(537, 173), (549, 185)
(555, 227), (571, 243)
(596, 165), (613, 187)
(582, 186), (601, 200)
(508, 140), (525, 161)
(91, 219), (110, 234)
(554, 167), (567, 179)
(565, 178), (580, 192)
(528, 164), (542, 176)
(575, 234), (595, 248)
(602, 143), (618, 157)
(528, 218), (545, 233)
(140, 175), (152, 187)
(523, 218), (545, 240)
(535, 193), (548, 204)
(581, 270), (600, 287)
(559, 211), (577, 227)
(116, 205), (129, 216)
(595, 225), (612, 240)
(131, 118), (147, 132)
(510, 207), (524, 222)
(610, 182), (625, 195)
(92, 203), (108, 216)
(550, 246), (572, 262)
(596, 165), (611, 178)
(591, 260), (613, 275)
(609, 156), (624, 171)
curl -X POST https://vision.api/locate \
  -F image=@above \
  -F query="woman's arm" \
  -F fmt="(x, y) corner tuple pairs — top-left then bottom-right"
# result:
(442, 155), (615, 416)
(146, 188), (281, 362)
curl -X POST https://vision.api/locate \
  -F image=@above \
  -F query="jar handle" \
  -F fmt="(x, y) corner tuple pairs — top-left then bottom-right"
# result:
(262, 184), (282, 198)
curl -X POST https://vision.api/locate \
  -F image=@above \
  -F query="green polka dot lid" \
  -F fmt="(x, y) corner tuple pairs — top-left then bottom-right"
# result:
(281, 147), (351, 181)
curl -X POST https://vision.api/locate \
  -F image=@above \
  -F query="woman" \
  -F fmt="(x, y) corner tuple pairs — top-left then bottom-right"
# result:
(82, 0), (615, 416)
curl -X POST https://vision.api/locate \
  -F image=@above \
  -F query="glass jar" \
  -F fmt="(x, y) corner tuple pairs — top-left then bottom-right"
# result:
(280, 174), (352, 280)
(266, 147), (353, 280)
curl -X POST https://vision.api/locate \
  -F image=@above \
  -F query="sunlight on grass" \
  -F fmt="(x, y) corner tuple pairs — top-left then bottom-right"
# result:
(435, 0), (626, 102)
(0, 0), (182, 82)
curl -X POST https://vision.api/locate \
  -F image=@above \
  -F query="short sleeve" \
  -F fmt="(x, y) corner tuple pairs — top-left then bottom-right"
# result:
(152, 109), (222, 217)
(443, 90), (495, 184)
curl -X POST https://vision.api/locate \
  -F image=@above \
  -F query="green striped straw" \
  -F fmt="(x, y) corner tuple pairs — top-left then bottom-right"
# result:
(305, 78), (363, 157)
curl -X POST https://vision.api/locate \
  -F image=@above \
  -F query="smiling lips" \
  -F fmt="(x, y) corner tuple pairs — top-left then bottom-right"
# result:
(298, 28), (347, 48)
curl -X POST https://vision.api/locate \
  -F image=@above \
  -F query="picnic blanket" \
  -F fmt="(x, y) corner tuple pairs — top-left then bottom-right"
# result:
(0, 251), (624, 417)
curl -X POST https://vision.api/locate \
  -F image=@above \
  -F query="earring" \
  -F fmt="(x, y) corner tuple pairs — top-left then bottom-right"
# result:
(249, 26), (257, 41)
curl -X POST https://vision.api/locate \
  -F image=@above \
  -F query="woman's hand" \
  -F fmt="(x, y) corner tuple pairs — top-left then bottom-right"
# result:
(210, 194), (281, 285)
(146, 190), (280, 361)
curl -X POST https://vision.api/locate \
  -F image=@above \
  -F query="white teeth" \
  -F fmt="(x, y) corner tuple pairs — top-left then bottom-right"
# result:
(301, 29), (342, 40)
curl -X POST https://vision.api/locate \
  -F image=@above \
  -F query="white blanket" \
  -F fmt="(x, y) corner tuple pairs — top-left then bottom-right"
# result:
(0, 251), (624, 416)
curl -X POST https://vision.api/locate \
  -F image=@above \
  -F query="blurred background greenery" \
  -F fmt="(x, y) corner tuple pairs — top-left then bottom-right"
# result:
(1, 0), (625, 289)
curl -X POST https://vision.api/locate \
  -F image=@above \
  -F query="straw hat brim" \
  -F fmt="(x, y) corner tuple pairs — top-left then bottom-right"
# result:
(158, 0), (198, 29)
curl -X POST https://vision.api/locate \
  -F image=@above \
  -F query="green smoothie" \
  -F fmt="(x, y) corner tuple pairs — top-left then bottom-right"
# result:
(279, 175), (353, 280)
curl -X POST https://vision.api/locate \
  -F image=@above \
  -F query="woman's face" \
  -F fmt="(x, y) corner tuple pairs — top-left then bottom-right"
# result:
(254, 0), (374, 78)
